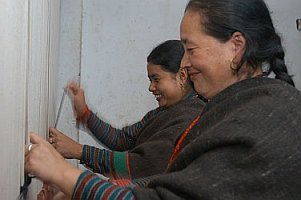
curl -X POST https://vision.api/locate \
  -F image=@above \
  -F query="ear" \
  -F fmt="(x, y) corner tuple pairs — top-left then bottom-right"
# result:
(230, 32), (246, 64)
(178, 67), (188, 84)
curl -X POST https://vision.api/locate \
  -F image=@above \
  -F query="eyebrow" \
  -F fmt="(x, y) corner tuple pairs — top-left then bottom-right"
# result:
(182, 38), (196, 47)
(148, 74), (159, 79)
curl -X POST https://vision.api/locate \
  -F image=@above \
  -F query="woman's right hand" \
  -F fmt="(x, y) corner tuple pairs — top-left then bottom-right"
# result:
(66, 82), (87, 118)
(25, 133), (82, 198)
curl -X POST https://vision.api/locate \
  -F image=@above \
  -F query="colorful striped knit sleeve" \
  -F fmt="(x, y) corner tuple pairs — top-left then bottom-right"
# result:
(84, 108), (163, 151)
(81, 145), (131, 179)
(110, 176), (156, 188)
(72, 170), (136, 200)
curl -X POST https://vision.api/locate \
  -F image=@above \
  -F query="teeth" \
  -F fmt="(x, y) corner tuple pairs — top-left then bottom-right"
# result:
(155, 94), (161, 98)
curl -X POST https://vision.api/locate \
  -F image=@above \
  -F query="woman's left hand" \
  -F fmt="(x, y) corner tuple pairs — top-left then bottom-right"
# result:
(48, 128), (83, 159)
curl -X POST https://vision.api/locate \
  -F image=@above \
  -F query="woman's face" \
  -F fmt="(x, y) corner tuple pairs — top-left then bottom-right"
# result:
(180, 10), (240, 99)
(147, 63), (184, 108)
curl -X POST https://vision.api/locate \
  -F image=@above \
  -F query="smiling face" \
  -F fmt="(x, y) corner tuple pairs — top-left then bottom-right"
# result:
(147, 63), (185, 108)
(180, 10), (242, 99)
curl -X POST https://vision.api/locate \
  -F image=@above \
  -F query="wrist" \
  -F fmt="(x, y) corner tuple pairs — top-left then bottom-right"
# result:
(76, 105), (90, 123)
(75, 144), (84, 160)
(55, 162), (82, 198)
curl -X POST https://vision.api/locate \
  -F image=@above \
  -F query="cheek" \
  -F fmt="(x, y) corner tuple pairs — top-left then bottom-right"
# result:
(189, 55), (203, 70)
(163, 83), (180, 97)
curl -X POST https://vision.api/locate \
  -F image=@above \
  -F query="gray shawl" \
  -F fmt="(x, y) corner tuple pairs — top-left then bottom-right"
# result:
(129, 96), (204, 178)
(134, 77), (301, 200)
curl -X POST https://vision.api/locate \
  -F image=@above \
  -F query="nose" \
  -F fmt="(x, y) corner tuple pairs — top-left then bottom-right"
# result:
(149, 82), (155, 92)
(180, 52), (191, 69)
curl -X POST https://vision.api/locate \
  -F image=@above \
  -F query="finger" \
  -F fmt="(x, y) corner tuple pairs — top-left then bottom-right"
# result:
(48, 137), (53, 144)
(66, 82), (78, 93)
(24, 159), (31, 174)
(24, 147), (34, 174)
(52, 142), (57, 149)
(49, 127), (56, 136)
(25, 143), (33, 155)
(49, 128), (62, 138)
(48, 131), (53, 137)
(30, 133), (47, 145)
(67, 81), (78, 87)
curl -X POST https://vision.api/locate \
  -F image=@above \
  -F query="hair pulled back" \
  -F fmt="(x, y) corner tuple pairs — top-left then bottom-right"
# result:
(147, 40), (184, 74)
(186, 0), (294, 86)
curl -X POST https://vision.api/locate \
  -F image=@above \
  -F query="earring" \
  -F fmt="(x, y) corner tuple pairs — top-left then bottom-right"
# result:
(180, 83), (185, 91)
(230, 59), (237, 75)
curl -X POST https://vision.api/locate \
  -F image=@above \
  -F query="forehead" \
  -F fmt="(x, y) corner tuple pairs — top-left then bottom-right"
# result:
(180, 11), (202, 45)
(147, 63), (174, 77)
(147, 63), (164, 74)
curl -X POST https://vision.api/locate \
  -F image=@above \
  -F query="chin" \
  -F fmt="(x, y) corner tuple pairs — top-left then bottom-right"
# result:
(158, 103), (165, 108)
(158, 101), (166, 108)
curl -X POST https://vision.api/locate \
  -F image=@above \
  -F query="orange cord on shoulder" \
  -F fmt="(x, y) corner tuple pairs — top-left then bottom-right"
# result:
(166, 115), (201, 170)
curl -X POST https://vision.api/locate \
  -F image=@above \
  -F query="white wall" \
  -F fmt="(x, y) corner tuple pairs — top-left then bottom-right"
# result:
(54, 0), (82, 165)
(80, 0), (189, 145)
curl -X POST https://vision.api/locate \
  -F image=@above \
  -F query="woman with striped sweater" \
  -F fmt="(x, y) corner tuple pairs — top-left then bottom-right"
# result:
(47, 40), (204, 180)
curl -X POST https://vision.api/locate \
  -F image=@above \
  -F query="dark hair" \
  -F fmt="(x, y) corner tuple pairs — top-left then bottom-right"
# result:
(185, 0), (295, 86)
(147, 40), (184, 74)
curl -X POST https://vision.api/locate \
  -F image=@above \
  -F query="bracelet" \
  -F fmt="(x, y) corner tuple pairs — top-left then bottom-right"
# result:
(76, 105), (90, 123)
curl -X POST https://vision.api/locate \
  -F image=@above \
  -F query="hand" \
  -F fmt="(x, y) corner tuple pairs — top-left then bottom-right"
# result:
(37, 183), (67, 200)
(48, 128), (83, 159)
(66, 82), (87, 118)
(25, 133), (73, 183)
(25, 133), (82, 198)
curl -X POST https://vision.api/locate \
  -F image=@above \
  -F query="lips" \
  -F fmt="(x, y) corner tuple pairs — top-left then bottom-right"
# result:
(188, 72), (199, 79)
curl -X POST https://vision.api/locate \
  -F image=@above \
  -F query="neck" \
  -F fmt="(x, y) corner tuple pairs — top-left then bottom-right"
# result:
(183, 87), (196, 100)
(237, 66), (263, 81)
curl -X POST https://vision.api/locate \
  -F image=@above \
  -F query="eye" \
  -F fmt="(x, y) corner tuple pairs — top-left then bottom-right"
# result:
(149, 77), (160, 83)
(153, 78), (160, 83)
(186, 47), (196, 53)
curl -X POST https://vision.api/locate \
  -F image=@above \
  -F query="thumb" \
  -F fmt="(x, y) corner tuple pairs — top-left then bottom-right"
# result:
(49, 127), (62, 136)
(30, 133), (46, 145)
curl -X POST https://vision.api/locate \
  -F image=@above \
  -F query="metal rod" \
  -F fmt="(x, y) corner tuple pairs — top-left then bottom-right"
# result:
(54, 90), (66, 128)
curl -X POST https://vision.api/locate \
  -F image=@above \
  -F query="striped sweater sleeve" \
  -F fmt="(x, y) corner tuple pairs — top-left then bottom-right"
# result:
(81, 145), (131, 179)
(72, 170), (136, 200)
(110, 176), (156, 188)
(84, 108), (162, 151)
